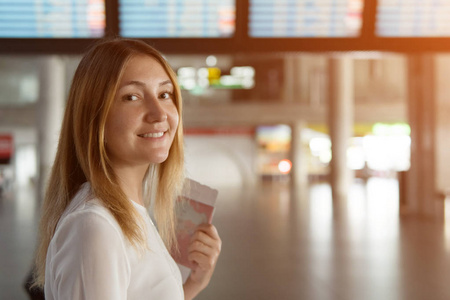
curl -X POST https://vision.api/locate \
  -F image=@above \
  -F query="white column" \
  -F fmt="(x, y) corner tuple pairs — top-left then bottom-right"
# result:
(37, 56), (65, 203)
(328, 57), (354, 202)
(403, 54), (442, 217)
(291, 121), (308, 192)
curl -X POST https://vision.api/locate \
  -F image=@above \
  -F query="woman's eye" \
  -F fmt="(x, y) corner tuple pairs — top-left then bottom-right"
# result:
(160, 92), (172, 100)
(124, 94), (139, 101)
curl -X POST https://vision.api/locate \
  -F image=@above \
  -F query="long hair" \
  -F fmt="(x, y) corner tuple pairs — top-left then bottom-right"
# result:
(33, 38), (184, 287)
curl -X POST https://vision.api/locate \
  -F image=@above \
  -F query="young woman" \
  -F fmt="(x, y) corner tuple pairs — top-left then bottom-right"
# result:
(32, 38), (221, 299)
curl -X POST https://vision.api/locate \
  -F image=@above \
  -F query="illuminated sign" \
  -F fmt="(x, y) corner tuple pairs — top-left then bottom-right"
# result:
(119, 0), (235, 38)
(377, 0), (450, 37)
(177, 66), (255, 94)
(0, 0), (105, 38)
(249, 0), (364, 37)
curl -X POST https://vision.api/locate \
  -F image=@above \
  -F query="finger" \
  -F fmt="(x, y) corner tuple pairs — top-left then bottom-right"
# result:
(190, 231), (222, 257)
(190, 230), (216, 247)
(192, 224), (222, 252)
(188, 251), (217, 271)
(188, 239), (214, 256)
(195, 224), (221, 241)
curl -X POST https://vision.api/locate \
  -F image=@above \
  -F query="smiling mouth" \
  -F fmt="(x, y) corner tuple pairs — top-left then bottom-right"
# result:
(138, 132), (165, 138)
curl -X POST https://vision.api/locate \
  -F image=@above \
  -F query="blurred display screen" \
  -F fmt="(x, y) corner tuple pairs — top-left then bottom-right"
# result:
(249, 0), (364, 37)
(376, 0), (450, 37)
(0, 0), (105, 38)
(119, 0), (235, 38)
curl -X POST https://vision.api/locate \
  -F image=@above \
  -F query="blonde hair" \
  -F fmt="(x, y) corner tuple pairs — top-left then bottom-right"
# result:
(33, 38), (184, 287)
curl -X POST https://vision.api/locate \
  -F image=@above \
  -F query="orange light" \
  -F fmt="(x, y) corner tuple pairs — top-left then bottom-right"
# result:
(278, 159), (292, 174)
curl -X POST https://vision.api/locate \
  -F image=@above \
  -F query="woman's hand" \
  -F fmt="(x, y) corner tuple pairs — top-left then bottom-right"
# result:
(183, 224), (221, 300)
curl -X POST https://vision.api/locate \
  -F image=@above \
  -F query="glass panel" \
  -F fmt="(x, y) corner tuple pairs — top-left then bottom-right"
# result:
(0, 57), (40, 105)
(354, 55), (406, 104)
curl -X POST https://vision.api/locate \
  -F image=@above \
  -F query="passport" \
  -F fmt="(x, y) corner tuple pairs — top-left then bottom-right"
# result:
(172, 178), (218, 270)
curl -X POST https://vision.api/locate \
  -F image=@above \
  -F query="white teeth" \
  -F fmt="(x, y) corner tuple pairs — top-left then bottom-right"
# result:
(140, 132), (164, 138)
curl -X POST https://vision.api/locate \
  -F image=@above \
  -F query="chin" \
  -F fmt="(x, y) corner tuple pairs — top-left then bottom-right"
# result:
(150, 153), (170, 164)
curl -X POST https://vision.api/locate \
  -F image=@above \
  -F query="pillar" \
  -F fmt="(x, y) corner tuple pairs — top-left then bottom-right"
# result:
(290, 120), (308, 193)
(327, 56), (354, 202)
(403, 54), (442, 217)
(36, 56), (65, 204)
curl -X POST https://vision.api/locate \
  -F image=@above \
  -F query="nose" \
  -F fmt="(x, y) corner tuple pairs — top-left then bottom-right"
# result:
(144, 96), (167, 123)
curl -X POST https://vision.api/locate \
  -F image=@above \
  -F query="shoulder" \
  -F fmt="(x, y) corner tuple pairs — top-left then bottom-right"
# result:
(48, 182), (140, 262)
(55, 182), (123, 242)
(47, 203), (132, 283)
(54, 201), (123, 247)
(46, 199), (132, 298)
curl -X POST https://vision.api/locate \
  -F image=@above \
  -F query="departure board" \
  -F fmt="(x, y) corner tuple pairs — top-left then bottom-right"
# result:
(0, 0), (105, 38)
(377, 0), (450, 37)
(119, 0), (235, 38)
(249, 0), (364, 38)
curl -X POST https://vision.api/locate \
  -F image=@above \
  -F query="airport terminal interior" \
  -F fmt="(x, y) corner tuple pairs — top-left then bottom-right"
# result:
(2, 1), (450, 299)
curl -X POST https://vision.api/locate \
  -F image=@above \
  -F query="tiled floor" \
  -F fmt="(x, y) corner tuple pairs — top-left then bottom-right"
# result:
(2, 177), (450, 300)
(0, 185), (39, 300)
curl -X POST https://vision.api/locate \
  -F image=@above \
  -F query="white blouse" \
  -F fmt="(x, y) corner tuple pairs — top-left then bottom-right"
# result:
(44, 182), (184, 300)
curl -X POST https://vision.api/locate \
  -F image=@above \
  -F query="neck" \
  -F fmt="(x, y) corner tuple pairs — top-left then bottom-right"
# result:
(112, 163), (149, 206)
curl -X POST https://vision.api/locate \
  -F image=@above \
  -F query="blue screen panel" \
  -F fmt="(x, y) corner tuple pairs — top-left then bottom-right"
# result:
(119, 0), (235, 38)
(0, 0), (105, 38)
(249, 0), (364, 38)
(377, 0), (450, 37)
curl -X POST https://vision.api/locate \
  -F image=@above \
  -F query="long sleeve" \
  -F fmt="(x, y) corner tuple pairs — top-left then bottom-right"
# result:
(45, 211), (131, 300)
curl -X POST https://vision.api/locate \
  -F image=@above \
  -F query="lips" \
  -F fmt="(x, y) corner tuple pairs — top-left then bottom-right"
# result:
(138, 132), (165, 138)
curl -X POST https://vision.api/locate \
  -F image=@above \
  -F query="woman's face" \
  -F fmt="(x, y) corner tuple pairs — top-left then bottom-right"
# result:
(104, 55), (179, 169)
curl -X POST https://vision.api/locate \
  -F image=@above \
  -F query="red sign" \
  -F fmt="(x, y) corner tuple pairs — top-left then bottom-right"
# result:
(184, 127), (255, 136)
(0, 134), (13, 161)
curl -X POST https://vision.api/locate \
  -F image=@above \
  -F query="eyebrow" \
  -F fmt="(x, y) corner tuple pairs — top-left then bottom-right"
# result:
(121, 79), (173, 88)
(159, 80), (173, 87)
